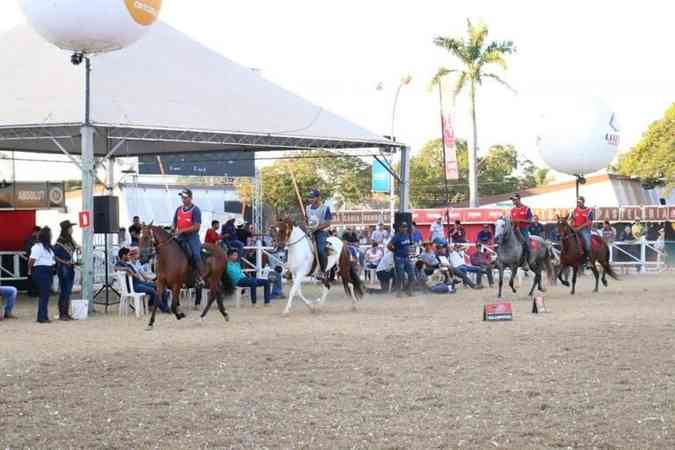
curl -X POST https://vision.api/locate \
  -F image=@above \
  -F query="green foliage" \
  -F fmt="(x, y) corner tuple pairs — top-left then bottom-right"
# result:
(409, 139), (548, 208)
(617, 103), (675, 191)
(261, 151), (371, 215)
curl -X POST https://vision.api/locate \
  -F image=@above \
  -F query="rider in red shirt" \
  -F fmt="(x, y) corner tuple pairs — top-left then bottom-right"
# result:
(570, 196), (594, 261)
(510, 193), (533, 266)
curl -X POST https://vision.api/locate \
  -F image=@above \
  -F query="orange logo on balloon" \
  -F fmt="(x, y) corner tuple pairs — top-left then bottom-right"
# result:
(124, 0), (162, 26)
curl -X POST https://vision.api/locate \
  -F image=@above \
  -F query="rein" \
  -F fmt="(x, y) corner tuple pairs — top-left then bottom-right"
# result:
(285, 229), (309, 248)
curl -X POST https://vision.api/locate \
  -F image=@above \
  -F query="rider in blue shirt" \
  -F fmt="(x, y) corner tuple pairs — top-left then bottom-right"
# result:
(306, 190), (332, 279)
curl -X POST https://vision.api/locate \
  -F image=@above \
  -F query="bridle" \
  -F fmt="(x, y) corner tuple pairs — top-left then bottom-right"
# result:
(276, 223), (309, 248)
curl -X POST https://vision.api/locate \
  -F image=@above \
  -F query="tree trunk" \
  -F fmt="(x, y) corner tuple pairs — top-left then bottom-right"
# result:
(468, 81), (479, 207)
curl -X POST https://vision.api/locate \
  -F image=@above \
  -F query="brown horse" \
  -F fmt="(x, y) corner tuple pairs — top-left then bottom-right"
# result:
(556, 218), (618, 294)
(139, 225), (234, 329)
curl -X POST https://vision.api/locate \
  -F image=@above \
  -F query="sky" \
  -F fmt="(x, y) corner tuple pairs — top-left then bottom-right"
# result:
(1, 0), (674, 182)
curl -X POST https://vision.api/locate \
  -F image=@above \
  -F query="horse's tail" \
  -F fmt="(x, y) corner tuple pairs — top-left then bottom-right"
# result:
(205, 242), (235, 297)
(600, 244), (620, 280)
(220, 262), (236, 297)
(544, 242), (556, 284)
(340, 250), (365, 300)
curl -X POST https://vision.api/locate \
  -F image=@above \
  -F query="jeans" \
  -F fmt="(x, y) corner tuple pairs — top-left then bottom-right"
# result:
(314, 231), (328, 271)
(376, 269), (395, 292)
(237, 277), (270, 304)
(0, 286), (17, 315)
(268, 272), (283, 297)
(57, 267), (74, 317)
(394, 256), (415, 292)
(226, 239), (245, 256)
(133, 280), (169, 312)
(177, 234), (203, 273)
(33, 266), (53, 322)
(456, 265), (490, 286)
(578, 228), (592, 254)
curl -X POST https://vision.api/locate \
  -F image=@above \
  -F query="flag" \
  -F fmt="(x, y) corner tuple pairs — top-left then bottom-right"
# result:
(439, 80), (459, 180)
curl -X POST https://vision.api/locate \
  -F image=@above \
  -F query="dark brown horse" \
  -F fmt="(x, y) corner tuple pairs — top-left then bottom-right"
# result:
(556, 218), (618, 294)
(139, 225), (234, 329)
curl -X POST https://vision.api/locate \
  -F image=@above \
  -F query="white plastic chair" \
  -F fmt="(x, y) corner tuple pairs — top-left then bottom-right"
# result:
(115, 272), (147, 318)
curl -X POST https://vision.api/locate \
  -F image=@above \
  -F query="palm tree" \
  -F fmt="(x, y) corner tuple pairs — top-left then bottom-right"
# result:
(432, 19), (516, 207)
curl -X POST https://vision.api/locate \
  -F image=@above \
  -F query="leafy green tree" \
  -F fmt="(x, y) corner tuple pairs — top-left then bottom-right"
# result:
(432, 19), (516, 207)
(617, 103), (675, 191)
(261, 151), (371, 216)
(409, 139), (548, 208)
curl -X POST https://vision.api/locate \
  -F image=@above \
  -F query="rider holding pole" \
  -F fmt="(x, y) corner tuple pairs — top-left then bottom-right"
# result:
(172, 188), (205, 287)
(306, 189), (332, 279)
(570, 196), (594, 262)
(510, 193), (533, 266)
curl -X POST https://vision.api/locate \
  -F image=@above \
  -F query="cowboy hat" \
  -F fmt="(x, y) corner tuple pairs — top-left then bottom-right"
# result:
(59, 220), (76, 230)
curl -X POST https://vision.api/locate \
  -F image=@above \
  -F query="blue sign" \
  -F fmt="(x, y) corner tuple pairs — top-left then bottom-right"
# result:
(371, 160), (390, 193)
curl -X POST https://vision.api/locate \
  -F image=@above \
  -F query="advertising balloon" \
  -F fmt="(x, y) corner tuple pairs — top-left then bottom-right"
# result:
(18, 0), (162, 53)
(536, 97), (620, 176)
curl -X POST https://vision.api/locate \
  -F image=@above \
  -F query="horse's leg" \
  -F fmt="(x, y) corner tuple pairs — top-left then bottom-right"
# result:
(282, 279), (299, 316)
(199, 288), (216, 321)
(570, 266), (578, 295)
(557, 264), (570, 287)
(215, 292), (229, 322)
(146, 278), (163, 331)
(171, 287), (186, 320)
(497, 267), (504, 299)
(348, 283), (357, 311)
(528, 266), (540, 297)
(318, 284), (330, 306)
(509, 266), (518, 293)
(590, 259), (600, 292)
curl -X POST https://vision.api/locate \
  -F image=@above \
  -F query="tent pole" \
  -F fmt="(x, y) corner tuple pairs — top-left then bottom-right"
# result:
(81, 56), (95, 313)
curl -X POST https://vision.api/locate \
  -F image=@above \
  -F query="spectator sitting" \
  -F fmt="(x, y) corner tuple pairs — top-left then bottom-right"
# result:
(529, 215), (545, 237)
(470, 243), (495, 288)
(365, 242), (384, 270)
(226, 249), (271, 306)
(476, 224), (493, 246)
(450, 220), (466, 243)
(448, 244), (485, 289)
(631, 219), (644, 241)
(221, 218), (245, 256)
(419, 241), (440, 276)
(0, 285), (18, 320)
(116, 248), (169, 313)
(375, 249), (395, 294)
(128, 216), (142, 247)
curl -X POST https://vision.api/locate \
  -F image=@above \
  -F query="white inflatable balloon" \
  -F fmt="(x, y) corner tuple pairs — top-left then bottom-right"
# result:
(18, 0), (162, 53)
(536, 97), (620, 176)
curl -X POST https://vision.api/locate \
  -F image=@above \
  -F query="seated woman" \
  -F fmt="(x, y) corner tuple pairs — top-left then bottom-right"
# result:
(226, 249), (271, 306)
(116, 248), (170, 313)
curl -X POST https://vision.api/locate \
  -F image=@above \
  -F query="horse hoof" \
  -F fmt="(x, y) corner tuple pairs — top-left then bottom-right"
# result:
(561, 281), (570, 287)
(145, 326), (153, 332)
(593, 288), (599, 293)
(177, 312), (186, 320)
(224, 315), (230, 322)
(602, 280), (608, 287)
(199, 316), (205, 323)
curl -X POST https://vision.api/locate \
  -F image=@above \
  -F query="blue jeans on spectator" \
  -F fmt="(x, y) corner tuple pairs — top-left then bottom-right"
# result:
(237, 277), (270, 304)
(1, 286), (17, 316)
(133, 280), (169, 312)
(456, 265), (487, 286)
(57, 267), (74, 318)
(33, 266), (53, 322)
(394, 256), (415, 292)
(227, 240), (245, 256)
(268, 272), (283, 298)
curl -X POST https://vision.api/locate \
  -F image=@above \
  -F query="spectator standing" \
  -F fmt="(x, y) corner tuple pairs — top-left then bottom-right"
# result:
(476, 224), (493, 246)
(601, 221), (616, 244)
(205, 220), (224, 245)
(54, 220), (79, 321)
(0, 285), (18, 320)
(450, 220), (466, 243)
(387, 222), (415, 297)
(410, 222), (423, 246)
(365, 242), (384, 270)
(430, 217), (447, 245)
(128, 216), (142, 247)
(529, 215), (545, 237)
(23, 226), (41, 297)
(226, 249), (271, 306)
(371, 224), (385, 245)
(28, 227), (55, 323)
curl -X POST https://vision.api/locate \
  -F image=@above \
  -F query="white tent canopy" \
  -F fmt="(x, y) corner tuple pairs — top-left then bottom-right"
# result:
(0, 22), (399, 156)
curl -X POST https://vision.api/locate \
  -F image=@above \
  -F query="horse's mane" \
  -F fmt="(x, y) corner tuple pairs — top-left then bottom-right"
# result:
(150, 225), (172, 241)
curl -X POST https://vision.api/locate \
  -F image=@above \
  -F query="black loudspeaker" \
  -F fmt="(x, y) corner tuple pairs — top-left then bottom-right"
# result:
(93, 196), (120, 234)
(224, 201), (242, 214)
(659, 198), (667, 206)
(394, 211), (413, 233)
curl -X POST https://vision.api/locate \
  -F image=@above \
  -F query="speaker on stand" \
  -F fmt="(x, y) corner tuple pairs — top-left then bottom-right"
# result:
(93, 196), (120, 311)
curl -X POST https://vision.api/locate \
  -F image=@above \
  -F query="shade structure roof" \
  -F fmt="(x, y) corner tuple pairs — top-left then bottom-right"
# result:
(0, 23), (400, 157)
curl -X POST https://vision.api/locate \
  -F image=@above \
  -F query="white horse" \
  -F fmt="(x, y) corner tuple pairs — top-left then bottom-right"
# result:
(274, 218), (364, 316)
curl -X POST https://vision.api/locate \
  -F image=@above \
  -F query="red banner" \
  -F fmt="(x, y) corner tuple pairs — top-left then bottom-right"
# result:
(439, 79), (459, 181)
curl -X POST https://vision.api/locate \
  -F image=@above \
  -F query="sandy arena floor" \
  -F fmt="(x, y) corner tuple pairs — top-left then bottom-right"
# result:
(0, 272), (673, 449)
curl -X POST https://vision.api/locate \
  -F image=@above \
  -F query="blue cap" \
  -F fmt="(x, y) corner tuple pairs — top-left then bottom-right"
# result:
(308, 189), (320, 198)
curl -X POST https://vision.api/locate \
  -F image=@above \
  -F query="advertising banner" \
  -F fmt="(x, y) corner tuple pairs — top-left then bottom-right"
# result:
(371, 160), (391, 193)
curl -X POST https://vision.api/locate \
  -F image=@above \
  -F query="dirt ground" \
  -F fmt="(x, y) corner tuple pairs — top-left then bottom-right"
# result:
(0, 272), (673, 450)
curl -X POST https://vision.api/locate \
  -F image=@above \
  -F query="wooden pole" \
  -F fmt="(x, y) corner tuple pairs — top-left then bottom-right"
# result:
(288, 167), (307, 222)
